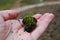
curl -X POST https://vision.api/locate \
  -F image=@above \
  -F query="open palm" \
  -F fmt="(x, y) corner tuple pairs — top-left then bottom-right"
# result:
(0, 10), (54, 40)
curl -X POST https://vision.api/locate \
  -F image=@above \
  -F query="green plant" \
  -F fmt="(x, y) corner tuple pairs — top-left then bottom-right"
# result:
(23, 16), (37, 32)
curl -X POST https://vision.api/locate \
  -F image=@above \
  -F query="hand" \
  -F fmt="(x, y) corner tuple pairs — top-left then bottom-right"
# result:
(0, 10), (18, 40)
(0, 10), (54, 40)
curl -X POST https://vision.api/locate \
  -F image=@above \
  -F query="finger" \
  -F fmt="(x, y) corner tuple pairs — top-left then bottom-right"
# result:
(0, 10), (19, 20)
(33, 14), (42, 20)
(31, 13), (54, 40)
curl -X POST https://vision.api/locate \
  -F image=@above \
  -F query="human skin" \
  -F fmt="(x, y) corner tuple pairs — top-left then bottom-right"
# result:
(0, 10), (54, 40)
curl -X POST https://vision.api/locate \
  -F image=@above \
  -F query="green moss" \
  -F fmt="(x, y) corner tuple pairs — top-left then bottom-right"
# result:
(23, 16), (37, 32)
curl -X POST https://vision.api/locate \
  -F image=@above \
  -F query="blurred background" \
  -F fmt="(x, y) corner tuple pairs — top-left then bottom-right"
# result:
(0, 0), (60, 40)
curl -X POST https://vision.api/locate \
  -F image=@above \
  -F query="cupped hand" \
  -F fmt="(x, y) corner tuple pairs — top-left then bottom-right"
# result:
(0, 10), (54, 40)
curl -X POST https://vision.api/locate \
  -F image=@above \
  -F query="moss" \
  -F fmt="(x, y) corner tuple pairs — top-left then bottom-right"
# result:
(23, 16), (37, 32)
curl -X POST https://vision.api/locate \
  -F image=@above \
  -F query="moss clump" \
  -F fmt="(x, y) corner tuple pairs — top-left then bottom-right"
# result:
(23, 16), (37, 32)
